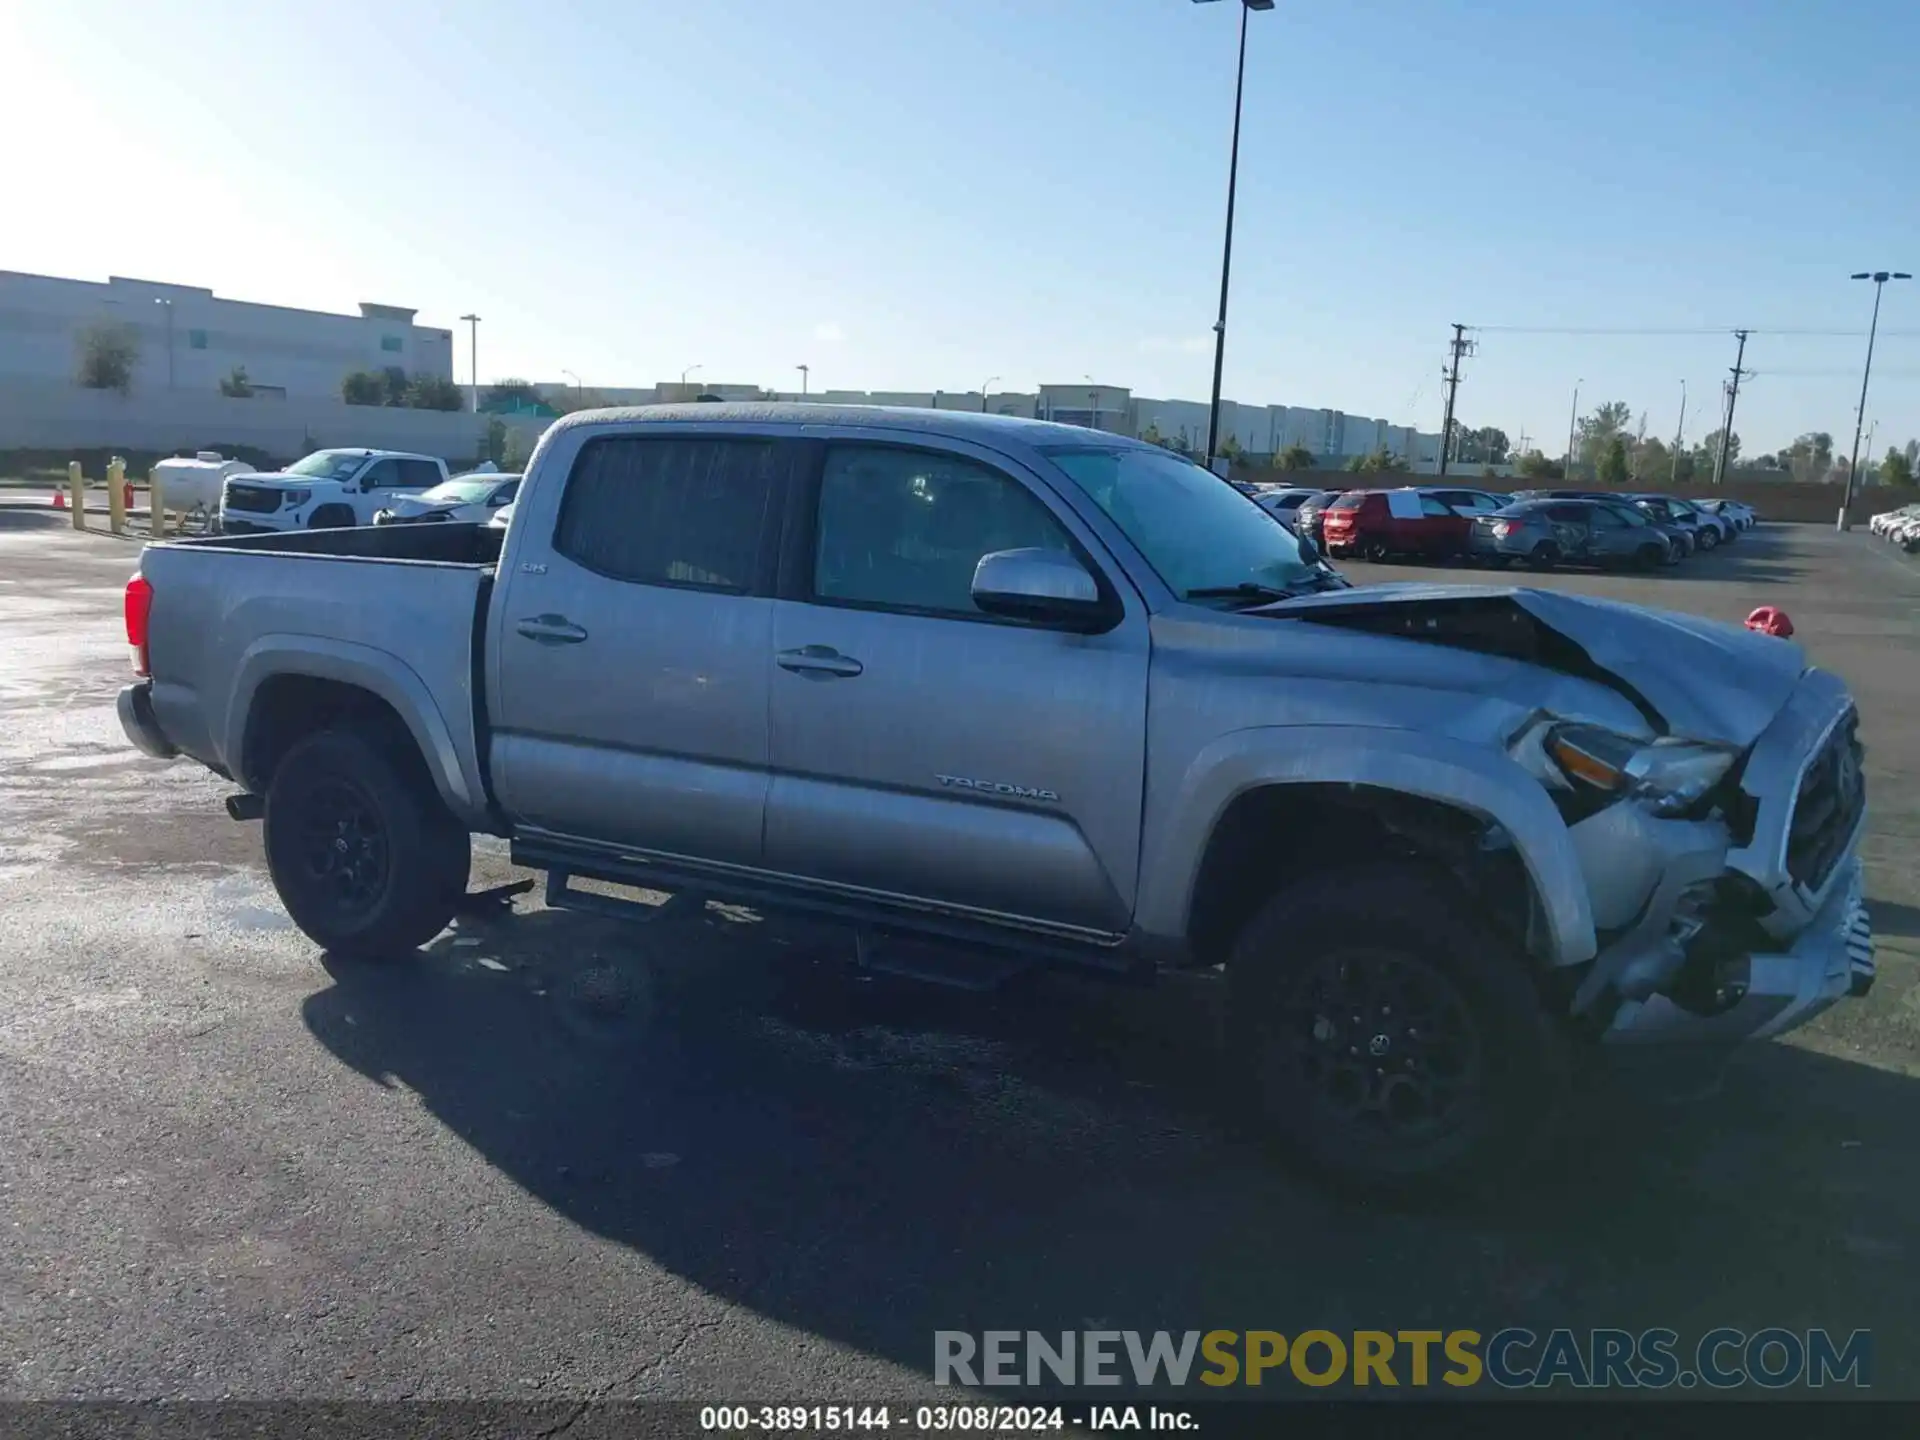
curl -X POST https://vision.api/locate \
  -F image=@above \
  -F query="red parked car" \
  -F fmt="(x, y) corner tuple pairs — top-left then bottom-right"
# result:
(1321, 488), (1473, 562)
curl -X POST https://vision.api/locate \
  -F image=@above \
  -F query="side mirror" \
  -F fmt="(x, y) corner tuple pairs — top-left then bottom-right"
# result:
(971, 548), (1111, 632)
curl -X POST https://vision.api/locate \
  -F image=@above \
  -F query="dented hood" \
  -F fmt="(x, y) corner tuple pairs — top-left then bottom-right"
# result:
(1265, 583), (1807, 748)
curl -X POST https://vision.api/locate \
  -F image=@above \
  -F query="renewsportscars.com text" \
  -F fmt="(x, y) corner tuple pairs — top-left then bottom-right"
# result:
(934, 1328), (1871, 1390)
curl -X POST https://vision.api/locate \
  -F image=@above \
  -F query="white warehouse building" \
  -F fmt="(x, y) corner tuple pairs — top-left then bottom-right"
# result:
(0, 270), (453, 402)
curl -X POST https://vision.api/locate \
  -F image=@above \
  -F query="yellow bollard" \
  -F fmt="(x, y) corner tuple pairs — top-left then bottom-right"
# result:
(67, 461), (86, 530)
(149, 473), (167, 537)
(107, 456), (127, 534)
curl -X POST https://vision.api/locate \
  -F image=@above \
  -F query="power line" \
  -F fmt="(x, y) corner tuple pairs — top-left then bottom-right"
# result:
(1470, 324), (1920, 338)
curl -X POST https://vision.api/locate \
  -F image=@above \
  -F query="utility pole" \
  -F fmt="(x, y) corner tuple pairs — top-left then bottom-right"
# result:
(1711, 329), (1749, 488)
(796, 363), (809, 397)
(460, 314), (481, 413)
(1670, 380), (1687, 487)
(1436, 323), (1474, 477)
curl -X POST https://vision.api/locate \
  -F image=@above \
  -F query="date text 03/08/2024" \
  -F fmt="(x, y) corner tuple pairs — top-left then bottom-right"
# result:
(700, 1406), (1177, 1432)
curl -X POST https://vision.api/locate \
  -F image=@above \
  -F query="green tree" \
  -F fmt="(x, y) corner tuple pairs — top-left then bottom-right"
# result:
(1140, 421), (1170, 449)
(76, 322), (140, 394)
(482, 378), (542, 410)
(1457, 425), (1511, 465)
(341, 369), (386, 405)
(218, 365), (253, 398)
(405, 374), (466, 411)
(1596, 435), (1631, 485)
(1515, 450), (1565, 481)
(1786, 432), (1834, 484)
(1575, 401), (1634, 467)
(1631, 435), (1671, 483)
(1277, 443), (1316, 471)
(484, 416), (508, 465)
(502, 426), (537, 470)
(381, 366), (411, 406)
(1694, 427), (1740, 478)
(1881, 446), (1915, 488)
(1345, 447), (1406, 473)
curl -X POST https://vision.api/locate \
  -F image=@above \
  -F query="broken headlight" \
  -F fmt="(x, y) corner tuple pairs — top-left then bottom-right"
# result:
(1511, 718), (1738, 818)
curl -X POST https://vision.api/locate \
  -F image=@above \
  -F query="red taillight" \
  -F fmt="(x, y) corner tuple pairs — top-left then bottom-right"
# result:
(1490, 522), (1512, 537)
(125, 573), (153, 677)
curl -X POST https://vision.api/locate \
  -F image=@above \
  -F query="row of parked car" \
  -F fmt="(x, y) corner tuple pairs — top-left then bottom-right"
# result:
(1238, 481), (1755, 572)
(1868, 502), (1920, 552)
(212, 448), (522, 535)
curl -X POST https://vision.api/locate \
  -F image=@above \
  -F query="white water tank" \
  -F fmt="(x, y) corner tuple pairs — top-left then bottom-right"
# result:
(152, 453), (254, 513)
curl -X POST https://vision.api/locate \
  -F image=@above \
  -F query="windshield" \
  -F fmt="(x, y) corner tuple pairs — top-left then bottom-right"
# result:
(418, 480), (499, 503)
(1045, 446), (1320, 600)
(285, 450), (367, 480)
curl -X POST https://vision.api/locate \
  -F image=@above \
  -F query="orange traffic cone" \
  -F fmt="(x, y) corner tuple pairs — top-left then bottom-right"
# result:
(51, 488), (66, 509)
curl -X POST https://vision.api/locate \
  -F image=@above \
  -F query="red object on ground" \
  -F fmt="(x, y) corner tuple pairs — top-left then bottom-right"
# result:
(51, 488), (66, 509)
(1746, 606), (1794, 638)
(123, 481), (135, 510)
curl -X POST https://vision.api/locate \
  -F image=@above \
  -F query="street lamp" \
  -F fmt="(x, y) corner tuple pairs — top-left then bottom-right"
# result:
(560, 368), (582, 398)
(459, 314), (481, 412)
(981, 375), (1000, 413)
(154, 298), (175, 390)
(1564, 378), (1583, 477)
(1192, 0), (1274, 467)
(1839, 270), (1910, 530)
(681, 364), (702, 389)
(1084, 373), (1100, 432)
(796, 363), (810, 397)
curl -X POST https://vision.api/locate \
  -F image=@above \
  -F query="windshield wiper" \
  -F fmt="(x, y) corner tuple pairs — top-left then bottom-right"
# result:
(1184, 582), (1303, 607)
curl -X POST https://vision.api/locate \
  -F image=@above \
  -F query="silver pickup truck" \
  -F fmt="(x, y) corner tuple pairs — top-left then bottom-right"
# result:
(118, 404), (1875, 1192)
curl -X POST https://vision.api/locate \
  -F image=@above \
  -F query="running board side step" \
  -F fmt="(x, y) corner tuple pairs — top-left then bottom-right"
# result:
(543, 868), (703, 925)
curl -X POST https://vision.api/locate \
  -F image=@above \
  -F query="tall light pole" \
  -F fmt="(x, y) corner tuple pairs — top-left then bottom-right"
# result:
(458, 314), (481, 412)
(1192, 0), (1274, 468)
(1839, 270), (1909, 530)
(796, 363), (809, 397)
(981, 375), (1000, 413)
(560, 368), (582, 400)
(1670, 379), (1687, 486)
(1564, 379), (1582, 478)
(1084, 373), (1100, 432)
(154, 298), (175, 390)
(681, 364), (702, 393)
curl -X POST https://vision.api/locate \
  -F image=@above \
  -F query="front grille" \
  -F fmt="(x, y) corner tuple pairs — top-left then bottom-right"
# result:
(1786, 709), (1865, 891)
(224, 484), (283, 514)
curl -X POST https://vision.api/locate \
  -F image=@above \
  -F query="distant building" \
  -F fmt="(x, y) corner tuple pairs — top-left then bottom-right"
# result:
(0, 269), (452, 401)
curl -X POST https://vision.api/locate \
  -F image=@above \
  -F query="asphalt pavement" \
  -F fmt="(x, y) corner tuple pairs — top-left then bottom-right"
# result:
(1, 507), (1916, 1401)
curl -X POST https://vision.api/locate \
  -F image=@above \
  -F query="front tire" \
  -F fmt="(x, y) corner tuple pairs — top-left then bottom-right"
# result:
(264, 728), (470, 958)
(1227, 864), (1568, 1196)
(308, 504), (356, 529)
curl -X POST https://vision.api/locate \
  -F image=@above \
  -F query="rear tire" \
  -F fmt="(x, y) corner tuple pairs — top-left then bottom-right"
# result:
(1696, 527), (1719, 551)
(264, 727), (470, 958)
(1362, 539), (1391, 563)
(1527, 541), (1560, 571)
(1226, 863), (1568, 1197)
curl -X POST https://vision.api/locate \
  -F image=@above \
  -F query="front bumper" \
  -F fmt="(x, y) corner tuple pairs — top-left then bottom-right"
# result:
(118, 682), (178, 760)
(217, 516), (288, 536)
(1603, 858), (1874, 1043)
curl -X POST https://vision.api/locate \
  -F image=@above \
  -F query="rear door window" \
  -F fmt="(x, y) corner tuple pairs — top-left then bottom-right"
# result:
(1386, 491), (1424, 519)
(553, 436), (791, 592)
(1419, 494), (1455, 517)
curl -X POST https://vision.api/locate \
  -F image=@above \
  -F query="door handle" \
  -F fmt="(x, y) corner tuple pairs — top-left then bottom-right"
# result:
(515, 614), (589, 645)
(777, 645), (864, 678)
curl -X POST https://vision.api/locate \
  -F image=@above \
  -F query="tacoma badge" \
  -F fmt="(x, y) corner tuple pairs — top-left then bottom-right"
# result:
(936, 774), (1061, 803)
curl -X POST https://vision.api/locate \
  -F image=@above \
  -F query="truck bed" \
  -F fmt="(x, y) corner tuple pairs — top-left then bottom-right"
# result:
(184, 521), (505, 566)
(137, 522), (502, 827)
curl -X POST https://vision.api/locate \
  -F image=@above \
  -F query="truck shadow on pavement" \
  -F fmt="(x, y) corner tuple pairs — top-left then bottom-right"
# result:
(300, 902), (1920, 1391)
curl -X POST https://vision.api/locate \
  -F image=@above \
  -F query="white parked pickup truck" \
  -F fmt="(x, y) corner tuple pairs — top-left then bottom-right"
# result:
(219, 449), (450, 534)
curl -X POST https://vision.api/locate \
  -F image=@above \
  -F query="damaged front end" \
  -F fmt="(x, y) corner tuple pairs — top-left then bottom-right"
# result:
(1508, 672), (1874, 1045)
(1273, 585), (1876, 1045)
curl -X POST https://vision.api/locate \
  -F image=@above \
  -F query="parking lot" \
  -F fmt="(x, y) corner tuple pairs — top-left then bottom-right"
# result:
(2, 505), (1917, 1400)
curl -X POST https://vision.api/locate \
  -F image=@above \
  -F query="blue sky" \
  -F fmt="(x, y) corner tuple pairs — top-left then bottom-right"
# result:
(7, 0), (1918, 457)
